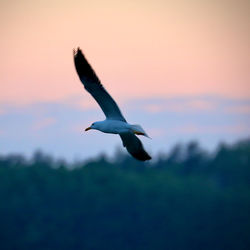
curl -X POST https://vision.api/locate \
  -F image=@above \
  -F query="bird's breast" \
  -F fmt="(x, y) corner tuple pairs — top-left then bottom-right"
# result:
(101, 120), (130, 134)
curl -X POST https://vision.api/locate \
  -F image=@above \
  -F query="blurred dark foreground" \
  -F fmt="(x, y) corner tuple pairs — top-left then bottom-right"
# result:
(0, 139), (250, 250)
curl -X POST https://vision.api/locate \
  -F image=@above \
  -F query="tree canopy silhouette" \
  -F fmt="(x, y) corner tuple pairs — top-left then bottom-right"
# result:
(0, 139), (249, 250)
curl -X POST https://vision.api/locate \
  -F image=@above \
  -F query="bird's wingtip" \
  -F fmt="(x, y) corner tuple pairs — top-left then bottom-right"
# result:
(73, 47), (82, 57)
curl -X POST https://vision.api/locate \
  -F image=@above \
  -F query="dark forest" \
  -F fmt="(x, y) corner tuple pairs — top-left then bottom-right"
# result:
(0, 139), (249, 250)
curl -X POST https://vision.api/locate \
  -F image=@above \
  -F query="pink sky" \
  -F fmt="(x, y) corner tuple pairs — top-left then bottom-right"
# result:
(1, 0), (249, 107)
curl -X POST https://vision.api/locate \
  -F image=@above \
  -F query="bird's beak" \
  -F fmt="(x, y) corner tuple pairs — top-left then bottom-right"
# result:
(85, 127), (92, 131)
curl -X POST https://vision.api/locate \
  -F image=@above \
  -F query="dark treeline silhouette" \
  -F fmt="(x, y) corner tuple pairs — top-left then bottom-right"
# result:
(0, 139), (250, 250)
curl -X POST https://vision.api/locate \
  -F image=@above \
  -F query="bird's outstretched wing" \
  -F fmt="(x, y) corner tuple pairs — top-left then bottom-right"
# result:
(74, 48), (126, 122)
(120, 133), (151, 161)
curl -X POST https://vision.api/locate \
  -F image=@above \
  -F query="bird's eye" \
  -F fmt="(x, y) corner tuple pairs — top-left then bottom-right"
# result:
(92, 123), (95, 126)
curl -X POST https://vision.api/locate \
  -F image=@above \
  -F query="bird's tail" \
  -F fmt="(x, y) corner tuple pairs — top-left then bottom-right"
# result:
(131, 124), (151, 139)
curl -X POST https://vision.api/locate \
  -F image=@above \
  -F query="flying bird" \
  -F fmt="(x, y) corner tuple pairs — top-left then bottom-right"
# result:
(73, 48), (151, 161)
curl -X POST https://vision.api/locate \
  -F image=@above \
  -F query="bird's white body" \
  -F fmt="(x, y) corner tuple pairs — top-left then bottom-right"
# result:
(92, 120), (130, 134)
(90, 120), (150, 138)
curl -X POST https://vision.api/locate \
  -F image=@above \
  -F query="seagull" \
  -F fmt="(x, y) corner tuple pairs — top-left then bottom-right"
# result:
(73, 48), (151, 161)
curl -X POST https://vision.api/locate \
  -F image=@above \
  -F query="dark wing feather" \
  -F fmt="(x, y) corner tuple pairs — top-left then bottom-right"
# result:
(120, 133), (151, 161)
(74, 48), (126, 122)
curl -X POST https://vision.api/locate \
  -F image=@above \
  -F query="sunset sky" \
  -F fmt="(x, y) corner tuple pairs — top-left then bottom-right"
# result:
(1, 0), (249, 160)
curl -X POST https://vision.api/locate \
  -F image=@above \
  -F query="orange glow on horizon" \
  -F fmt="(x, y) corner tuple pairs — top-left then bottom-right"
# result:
(1, 0), (249, 106)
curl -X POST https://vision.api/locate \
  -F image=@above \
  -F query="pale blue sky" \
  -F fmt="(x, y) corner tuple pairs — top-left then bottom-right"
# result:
(0, 96), (249, 160)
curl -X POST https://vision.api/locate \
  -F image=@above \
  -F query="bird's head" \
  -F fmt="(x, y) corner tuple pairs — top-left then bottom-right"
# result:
(85, 122), (99, 131)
